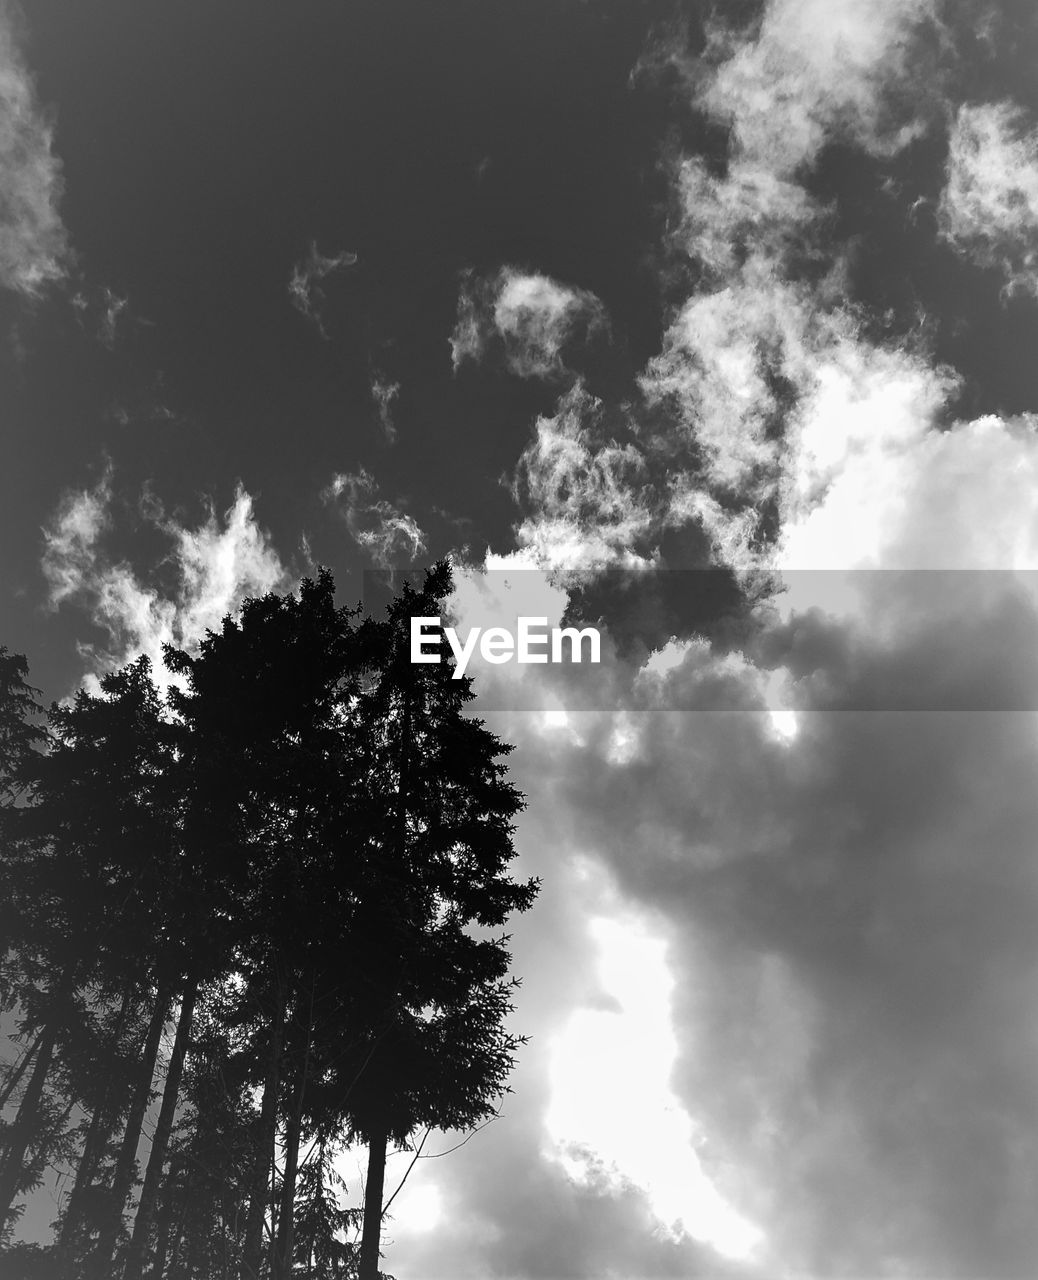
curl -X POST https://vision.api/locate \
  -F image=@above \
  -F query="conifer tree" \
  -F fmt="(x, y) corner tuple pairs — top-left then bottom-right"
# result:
(346, 563), (539, 1280)
(0, 563), (539, 1278)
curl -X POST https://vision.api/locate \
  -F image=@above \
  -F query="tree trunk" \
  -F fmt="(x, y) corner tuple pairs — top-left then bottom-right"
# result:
(58, 987), (136, 1261)
(146, 1153), (182, 1280)
(272, 1099), (300, 1280)
(274, 977), (315, 1280)
(92, 984), (171, 1278)
(240, 971), (286, 1280)
(121, 977), (197, 1280)
(0, 1019), (57, 1227)
(0, 1028), (44, 1112)
(58, 1099), (108, 1255)
(357, 1120), (388, 1280)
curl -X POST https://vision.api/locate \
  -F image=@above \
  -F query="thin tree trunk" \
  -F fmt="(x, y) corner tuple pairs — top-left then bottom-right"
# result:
(357, 1121), (388, 1280)
(0, 1028), (44, 1112)
(121, 977), (197, 1280)
(357, 668), (410, 1280)
(272, 1078), (302, 1280)
(92, 984), (172, 1278)
(179, 1166), (217, 1280)
(273, 978), (314, 1280)
(146, 1153), (182, 1280)
(58, 1100), (108, 1255)
(240, 970), (286, 1280)
(0, 1019), (57, 1226)
(58, 987), (136, 1260)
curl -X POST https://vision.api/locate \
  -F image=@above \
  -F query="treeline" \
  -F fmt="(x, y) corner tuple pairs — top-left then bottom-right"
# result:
(0, 562), (539, 1280)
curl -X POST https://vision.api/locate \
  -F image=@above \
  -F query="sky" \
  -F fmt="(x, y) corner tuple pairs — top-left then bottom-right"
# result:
(3, 0), (1038, 1275)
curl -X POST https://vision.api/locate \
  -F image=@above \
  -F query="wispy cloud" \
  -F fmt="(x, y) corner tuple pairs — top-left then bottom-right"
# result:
(371, 375), (400, 444)
(939, 100), (1038, 297)
(0, 1), (70, 298)
(98, 286), (129, 348)
(42, 476), (290, 692)
(288, 240), (358, 336)
(450, 266), (608, 378)
(42, 467), (114, 608)
(322, 466), (425, 567)
(511, 383), (654, 570)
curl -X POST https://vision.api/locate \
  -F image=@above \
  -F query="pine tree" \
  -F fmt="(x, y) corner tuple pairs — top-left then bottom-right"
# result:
(344, 563), (539, 1280)
(1, 657), (178, 1246)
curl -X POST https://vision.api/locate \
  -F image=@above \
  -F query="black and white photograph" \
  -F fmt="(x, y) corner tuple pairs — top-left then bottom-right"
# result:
(2, 2), (1038, 1277)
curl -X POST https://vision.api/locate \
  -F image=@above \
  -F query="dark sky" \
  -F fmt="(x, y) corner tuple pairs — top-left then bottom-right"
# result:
(2, 0), (685, 698)
(5, 1), (1038, 1276)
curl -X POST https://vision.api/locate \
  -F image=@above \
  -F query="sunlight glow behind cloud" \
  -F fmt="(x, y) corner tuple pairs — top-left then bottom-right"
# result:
(545, 913), (764, 1263)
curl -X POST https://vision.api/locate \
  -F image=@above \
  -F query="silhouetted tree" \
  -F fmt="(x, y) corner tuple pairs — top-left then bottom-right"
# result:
(0, 563), (538, 1280)
(1, 658), (177, 1249)
(347, 564), (539, 1280)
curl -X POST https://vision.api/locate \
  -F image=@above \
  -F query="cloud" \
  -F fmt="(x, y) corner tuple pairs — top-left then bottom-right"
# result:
(503, 0), (956, 580)
(696, 0), (941, 176)
(504, 602), (1038, 1276)
(383, 832), (760, 1280)
(288, 240), (358, 335)
(939, 100), (1038, 296)
(42, 477), (290, 691)
(323, 467), (426, 567)
(0, 1), (70, 298)
(98, 287), (128, 348)
(449, 267), (608, 378)
(420, 6), (1038, 1277)
(371, 375), (400, 444)
(41, 468), (114, 607)
(511, 384), (655, 570)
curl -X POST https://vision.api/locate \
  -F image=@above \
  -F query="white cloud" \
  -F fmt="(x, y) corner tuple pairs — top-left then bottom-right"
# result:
(511, 384), (654, 570)
(42, 478), (290, 692)
(371, 375), (400, 444)
(504, 0), (950, 581)
(449, 267), (607, 378)
(323, 467), (426, 567)
(547, 907), (764, 1261)
(698, 0), (939, 176)
(288, 240), (358, 335)
(0, 2), (70, 297)
(42, 469), (113, 607)
(448, 267), (490, 370)
(939, 100), (1038, 296)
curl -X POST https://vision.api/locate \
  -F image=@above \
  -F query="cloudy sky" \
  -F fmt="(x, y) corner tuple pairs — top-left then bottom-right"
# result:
(5, 0), (1038, 1275)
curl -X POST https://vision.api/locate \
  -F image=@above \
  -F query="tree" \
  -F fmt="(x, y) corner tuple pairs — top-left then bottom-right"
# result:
(344, 563), (539, 1280)
(0, 562), (539, 1278)
(161, 570), (373, 1280)
(1, 657), (182, 1259)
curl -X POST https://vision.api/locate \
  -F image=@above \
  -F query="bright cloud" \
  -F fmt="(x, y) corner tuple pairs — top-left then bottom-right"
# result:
(698, 0), (939, 175)
(547, 910), (764, 1261)
(940, 100), (1038, 296)
(510, 383), (656, 570)
(42, 478), (289, 691)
